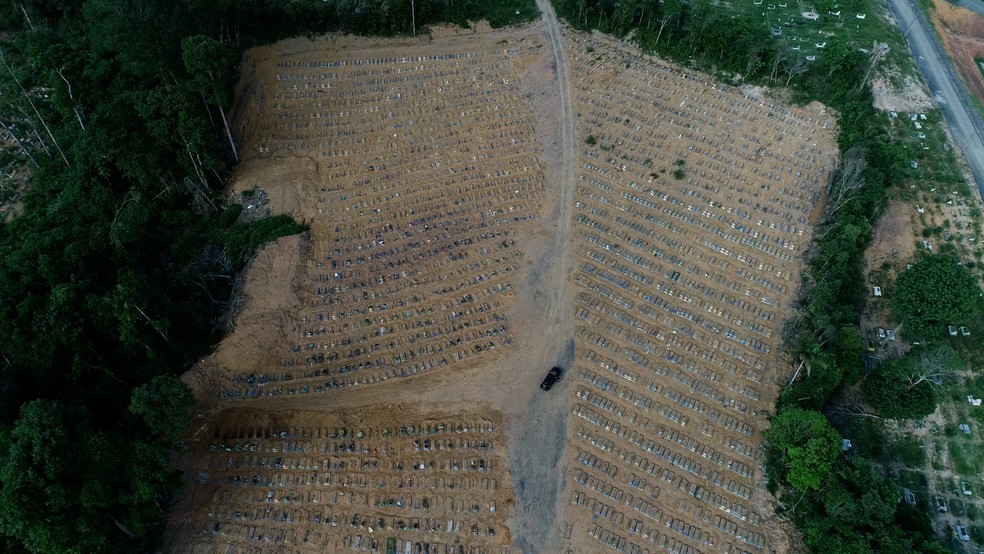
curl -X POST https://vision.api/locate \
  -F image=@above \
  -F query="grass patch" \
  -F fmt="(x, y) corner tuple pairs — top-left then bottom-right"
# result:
(893, 436), (927, 467)
(899, 469), (929, 494)
(948, 437), (982, 476)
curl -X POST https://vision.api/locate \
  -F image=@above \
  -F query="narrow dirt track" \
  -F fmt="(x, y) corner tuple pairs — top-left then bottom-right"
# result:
(505, 1), (580, 551)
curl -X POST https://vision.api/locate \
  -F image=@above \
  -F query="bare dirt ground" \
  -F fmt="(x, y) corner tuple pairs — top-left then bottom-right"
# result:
(170, 22), (578, 554)
(871, 75), (935, 113)
(929, 0), (984, 110)
(553, 31), (836, 553)
(164, 18), (839, 554)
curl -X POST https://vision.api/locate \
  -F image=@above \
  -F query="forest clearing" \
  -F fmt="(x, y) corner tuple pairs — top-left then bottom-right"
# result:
(165, 19), (837, 553)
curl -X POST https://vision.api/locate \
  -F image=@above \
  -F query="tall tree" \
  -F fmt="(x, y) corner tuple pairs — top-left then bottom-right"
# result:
(892, 255), (980, 338)
(181, 35), (238, 161)
(765, 408), (841, 492)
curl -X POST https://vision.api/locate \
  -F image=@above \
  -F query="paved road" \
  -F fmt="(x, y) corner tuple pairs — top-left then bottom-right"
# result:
(886, 0), (984, 194)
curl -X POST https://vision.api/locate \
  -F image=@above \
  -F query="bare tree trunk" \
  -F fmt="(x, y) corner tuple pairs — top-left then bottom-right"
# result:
(17, 1), (35, 32)
(830, 392), (881, 422)
(130, 302), (170, 343)
(183, 144), (218, 211)
(56, 66), (85, 131)
(784, 57), (807, 87)
(199, 92), (216, 127)
(825, 147), (867, 217)
(410, 0), (416, 37)
(110, 516), (136, 539)
(655, 21), (667, 45)
(858, 42), (887, 93)
(218, 105), (238, 162)
(787, 358), (806, 387)
(29, 125), (51, 157)
(0, 50), (68, 165)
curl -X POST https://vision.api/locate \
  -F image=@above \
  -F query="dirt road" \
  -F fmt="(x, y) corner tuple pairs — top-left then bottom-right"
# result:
(505, 0), (579, 550)
(888, 0), (984, 192)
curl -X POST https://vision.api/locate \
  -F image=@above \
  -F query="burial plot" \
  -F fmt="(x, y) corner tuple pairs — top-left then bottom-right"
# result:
(561, 34), (837, 553)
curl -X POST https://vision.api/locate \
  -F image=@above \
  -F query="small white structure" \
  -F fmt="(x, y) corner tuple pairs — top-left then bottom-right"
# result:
(949, 325), (959, 336)
(961, 326), (970, 336)
(962, 481), (973, 496)
(873, 286), (882, 297)
(856, 13), (866, 19)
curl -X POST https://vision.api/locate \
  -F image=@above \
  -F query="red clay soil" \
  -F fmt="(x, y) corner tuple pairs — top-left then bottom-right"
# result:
(929, 0), (984, 108)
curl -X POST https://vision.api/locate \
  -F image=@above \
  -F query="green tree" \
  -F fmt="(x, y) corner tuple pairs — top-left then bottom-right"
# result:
(129, 375), (195, 437)
(861, 363), (937, 420)
(0, 401), (114, 553)
(834, 324), (865, 383)
(861, 346), (960, 420)
(892, 254), (980, 338)
(765, 409), (841, 492)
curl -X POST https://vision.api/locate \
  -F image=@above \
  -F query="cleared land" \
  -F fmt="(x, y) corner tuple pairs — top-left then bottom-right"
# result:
(555, 33), (835, 554)
(167, 22), (837, 554)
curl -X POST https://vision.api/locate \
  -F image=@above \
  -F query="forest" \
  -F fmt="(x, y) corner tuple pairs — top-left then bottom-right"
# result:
(0, 1), (533, 553)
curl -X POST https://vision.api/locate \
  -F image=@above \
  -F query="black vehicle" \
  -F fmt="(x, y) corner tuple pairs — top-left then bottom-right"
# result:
(540, 367), (562, 391)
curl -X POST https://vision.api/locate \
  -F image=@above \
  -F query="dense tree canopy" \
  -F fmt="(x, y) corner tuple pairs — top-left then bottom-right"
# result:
(892, 255), (980, 338)
(861, 365), (938, 420)
(764, 408), (841, 492)
(861, 346), (961, 420)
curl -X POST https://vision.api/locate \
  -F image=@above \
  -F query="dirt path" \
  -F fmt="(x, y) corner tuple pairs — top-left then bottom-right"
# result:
(505, 1), (580, 550)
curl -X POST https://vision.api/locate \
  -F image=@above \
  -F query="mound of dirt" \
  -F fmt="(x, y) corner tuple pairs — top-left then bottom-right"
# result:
(183, 233), (309, 400)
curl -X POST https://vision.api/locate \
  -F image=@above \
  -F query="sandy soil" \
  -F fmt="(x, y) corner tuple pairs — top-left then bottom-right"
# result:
(549, 30), (836, 553)
(184, 233), (310, 398)
(166, 16), (841, 554)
